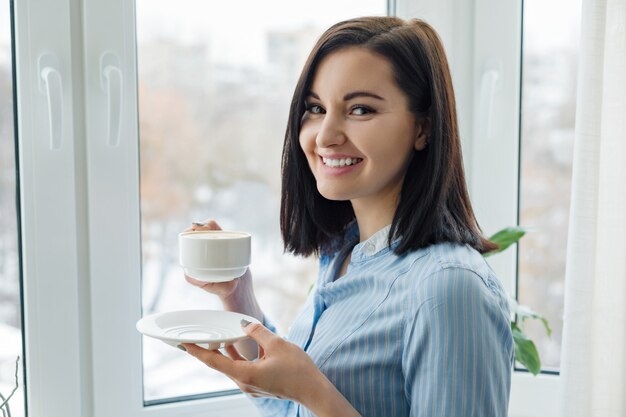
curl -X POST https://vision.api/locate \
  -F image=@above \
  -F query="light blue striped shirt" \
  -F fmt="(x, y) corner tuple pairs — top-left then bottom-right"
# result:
(255, 223), (513, 416)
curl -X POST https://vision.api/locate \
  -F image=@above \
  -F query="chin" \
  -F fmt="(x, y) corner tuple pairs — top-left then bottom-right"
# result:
(316, 186), (352, 202)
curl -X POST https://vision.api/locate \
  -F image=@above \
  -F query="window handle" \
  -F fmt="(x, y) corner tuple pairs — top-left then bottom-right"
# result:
(100, 52), (123, 147)
(38, 53), (63, 150)
(479, 61), (502, 140)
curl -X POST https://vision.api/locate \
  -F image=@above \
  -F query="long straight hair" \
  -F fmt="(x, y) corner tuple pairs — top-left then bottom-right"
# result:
(280, 17), (497, 256)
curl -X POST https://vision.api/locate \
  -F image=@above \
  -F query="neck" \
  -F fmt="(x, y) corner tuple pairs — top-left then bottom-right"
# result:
(351, 198), (396, 242)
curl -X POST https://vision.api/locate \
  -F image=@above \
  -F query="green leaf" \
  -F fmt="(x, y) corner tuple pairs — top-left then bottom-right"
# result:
(509, 298), (553, 337)
(511, 323), (541, 375)
(484, 226), (527, 257)
(511, 302), (552, 337)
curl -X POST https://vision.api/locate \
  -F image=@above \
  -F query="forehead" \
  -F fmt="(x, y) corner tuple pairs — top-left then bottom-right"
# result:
(310, 47), (399, 94)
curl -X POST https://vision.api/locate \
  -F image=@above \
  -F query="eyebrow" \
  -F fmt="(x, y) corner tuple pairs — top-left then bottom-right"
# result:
(307, 91), (385, 101)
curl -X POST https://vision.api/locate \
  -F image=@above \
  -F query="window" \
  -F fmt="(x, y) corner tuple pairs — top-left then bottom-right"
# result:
(0, 2), (24, 416)
(456, 0), (580, 415)
(132, 0), (387, 409)
(11, 0), (576, 415)
(15, 0), (389, 414)
(518, 0), (582, 372)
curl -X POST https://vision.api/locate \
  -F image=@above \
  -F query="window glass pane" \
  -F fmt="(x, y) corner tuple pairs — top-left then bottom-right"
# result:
(518, 0), (582, 372)
(0, 2), (25, 416)
(136, 1), (387, 402)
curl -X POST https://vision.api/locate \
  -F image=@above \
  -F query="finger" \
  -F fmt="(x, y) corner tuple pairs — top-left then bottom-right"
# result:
(191, 222), (207, 230)
(185, 275), (210, 287)
(225, 344), (246, 361)
(191, 219), (222, 231)
(240, 322), (277, 348)
(182, 344), (239, 378)
(184, 275), (214, 291)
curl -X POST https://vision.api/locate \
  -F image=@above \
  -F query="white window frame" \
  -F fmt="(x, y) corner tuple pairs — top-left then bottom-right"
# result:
(14, 0), (258, 415)
(14, 0), (92, 415)
(14, 0), (561, 415)
(396, 0), (561, 416)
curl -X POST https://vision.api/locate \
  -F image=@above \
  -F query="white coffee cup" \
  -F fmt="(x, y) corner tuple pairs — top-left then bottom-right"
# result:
(179, 230), (251, 282)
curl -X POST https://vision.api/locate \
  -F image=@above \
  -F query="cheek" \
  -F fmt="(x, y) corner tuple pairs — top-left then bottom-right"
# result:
(368, 136), (415, 172)
(298, 126), (316, 156)
(297, 137), (314, 174)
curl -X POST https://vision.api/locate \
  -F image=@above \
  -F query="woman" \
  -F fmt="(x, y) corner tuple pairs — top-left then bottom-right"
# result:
(181, 16), (513, 417)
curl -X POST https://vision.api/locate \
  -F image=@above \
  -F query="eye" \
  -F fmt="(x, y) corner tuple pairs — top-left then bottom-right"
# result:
(350, 105), (375, 116)
(305, 103), (325, 114)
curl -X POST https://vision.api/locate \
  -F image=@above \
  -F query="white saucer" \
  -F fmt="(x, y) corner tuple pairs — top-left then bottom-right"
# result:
(136, 309), (260, 350)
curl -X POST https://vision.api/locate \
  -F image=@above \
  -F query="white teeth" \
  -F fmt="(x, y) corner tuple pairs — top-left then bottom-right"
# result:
(322, 157), (362, 167)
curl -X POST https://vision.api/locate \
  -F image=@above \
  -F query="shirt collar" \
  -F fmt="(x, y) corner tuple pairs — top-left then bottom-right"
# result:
(352, 224), (393, 258)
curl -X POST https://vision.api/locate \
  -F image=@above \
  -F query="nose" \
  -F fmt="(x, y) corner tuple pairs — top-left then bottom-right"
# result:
(315, 112), (346, 148)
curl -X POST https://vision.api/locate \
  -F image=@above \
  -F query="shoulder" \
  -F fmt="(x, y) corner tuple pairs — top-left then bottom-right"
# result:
(402, 241), (497, 286)
(373, 241), (487, 284)
(424, 241), (491, 274)
(401, 241), (509, 315)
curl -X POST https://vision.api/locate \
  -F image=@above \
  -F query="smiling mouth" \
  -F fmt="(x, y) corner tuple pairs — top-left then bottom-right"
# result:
(321, 156), (363, 168)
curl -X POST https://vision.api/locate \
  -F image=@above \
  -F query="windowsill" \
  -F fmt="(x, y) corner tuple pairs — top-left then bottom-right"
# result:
(509, 371), (560, 417)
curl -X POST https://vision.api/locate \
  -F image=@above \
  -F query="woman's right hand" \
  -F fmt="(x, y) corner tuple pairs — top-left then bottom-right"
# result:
(184, 219), (264, 360)
(184, 220), (262, 318)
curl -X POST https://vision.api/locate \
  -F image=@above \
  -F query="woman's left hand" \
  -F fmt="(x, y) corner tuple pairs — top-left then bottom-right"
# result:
(181, 322), (324, 402)
(180, 322), (362, 417)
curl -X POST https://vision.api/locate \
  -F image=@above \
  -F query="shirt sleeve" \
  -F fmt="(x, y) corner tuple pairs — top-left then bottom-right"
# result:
(250, 397), (295, 417)
(248, 255), (332, 416)
(402, 266), (514, 417)
(262, 314), (278, 334)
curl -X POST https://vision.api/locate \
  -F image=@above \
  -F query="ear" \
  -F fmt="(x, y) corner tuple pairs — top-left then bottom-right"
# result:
(414, 117), (431, 151)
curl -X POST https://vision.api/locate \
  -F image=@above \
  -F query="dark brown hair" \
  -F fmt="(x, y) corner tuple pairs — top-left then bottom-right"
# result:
(280, 16), (497, 256)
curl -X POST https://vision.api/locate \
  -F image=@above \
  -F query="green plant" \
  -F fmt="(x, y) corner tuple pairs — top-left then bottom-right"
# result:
(484, 227), (552, 375)
(0, 356), (19, 417)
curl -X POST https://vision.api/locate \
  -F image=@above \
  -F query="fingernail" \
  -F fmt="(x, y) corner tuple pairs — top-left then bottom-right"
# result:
(177, 344), (187, 352)
(240, 319), (251, 328)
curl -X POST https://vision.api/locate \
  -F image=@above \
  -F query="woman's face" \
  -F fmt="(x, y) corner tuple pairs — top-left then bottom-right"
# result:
(299, 47), (427, 210)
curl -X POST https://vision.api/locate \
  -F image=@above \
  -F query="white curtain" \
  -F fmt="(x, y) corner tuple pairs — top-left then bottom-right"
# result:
(559, 0), (626, 415)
